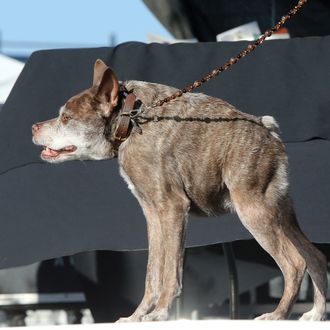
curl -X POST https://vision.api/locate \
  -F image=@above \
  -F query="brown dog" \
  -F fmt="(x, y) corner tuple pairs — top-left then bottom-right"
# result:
(32, 59), (327, 321)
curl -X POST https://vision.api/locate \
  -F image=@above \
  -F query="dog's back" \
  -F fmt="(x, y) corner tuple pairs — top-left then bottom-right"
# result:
(120, 81), (288, 216)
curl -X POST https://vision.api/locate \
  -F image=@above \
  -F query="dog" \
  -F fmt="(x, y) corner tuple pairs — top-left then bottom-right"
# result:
(32, 59), (327, 321)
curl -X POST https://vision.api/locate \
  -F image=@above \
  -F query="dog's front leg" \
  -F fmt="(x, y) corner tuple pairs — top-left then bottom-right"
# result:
(142, 195), (190, 321)
(117, 200), (165, 322)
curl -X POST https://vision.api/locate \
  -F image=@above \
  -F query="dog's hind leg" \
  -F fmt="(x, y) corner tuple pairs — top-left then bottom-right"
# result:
(297, 240), (328, 320)
(142, 193), (190, 321)
(285, 209), (328, 321)
(117, 200), (165, 322)
(257, 197), (327, 321)
(231, 190), (308, 320)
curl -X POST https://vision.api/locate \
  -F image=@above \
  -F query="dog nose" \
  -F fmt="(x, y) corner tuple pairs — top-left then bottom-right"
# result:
(32, 123), (40, 134)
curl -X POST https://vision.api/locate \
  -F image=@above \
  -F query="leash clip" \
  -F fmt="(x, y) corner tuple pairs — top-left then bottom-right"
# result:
(120, 105), (143, 134)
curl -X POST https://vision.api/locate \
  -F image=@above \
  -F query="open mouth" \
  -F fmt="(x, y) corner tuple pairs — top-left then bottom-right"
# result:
(41, 145), (77, 159)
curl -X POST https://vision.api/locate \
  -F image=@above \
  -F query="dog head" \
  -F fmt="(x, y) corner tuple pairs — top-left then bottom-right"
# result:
(32, 59), (120, 163)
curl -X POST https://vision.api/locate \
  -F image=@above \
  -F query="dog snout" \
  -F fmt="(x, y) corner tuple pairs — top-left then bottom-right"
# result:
(32, 123), (41, 135)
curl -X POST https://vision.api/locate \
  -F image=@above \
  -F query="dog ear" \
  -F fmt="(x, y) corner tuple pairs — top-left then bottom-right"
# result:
(94, 67), (119, 117)
(93, 59), (108, 86)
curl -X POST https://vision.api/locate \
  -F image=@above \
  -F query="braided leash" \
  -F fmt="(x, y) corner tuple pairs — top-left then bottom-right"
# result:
(150, 0), (308, 109)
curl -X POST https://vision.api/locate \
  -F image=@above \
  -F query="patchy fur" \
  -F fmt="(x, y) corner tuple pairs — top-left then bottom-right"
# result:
(32, 60), (327, 322)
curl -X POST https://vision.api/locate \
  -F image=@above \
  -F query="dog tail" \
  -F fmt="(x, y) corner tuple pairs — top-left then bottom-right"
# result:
(261, 115), (280, 139)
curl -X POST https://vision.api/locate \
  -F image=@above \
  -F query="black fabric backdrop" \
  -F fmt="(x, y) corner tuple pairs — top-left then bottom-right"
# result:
(0, 37), (330, 269)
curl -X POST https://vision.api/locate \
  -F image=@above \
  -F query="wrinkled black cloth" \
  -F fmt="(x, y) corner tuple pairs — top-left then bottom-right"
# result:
(0, 37), (329, 269)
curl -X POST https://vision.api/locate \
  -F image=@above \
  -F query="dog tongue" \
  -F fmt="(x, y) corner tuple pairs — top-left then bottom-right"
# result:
(42, 147), (60, 157)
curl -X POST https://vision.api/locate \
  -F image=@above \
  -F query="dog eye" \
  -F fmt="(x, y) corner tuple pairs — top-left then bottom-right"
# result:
(61, 114), (71, 124)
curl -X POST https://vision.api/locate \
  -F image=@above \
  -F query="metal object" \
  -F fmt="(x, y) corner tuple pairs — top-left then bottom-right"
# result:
(223, 242), (239, 319)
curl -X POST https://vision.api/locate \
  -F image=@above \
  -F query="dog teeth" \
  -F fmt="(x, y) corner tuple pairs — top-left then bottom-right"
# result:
(42, 146), (76, 154)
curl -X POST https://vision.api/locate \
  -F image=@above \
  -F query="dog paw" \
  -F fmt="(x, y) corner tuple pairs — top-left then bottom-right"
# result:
(255, 312), (284, 320)
(116, 315), (141, 323)
(299, 309), (326, 321)
(142, 309), (168, 322)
